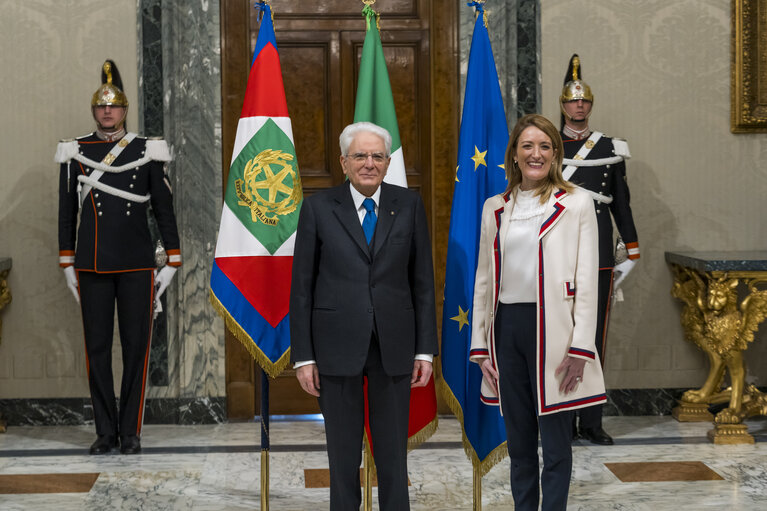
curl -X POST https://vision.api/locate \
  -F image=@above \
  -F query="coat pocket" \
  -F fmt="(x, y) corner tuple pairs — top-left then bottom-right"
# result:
(563, 281), (576, 299)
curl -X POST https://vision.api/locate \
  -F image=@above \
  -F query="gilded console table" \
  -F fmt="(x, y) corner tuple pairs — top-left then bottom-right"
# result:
(666, 251), (767, 444)
(0, 257), (11, 433)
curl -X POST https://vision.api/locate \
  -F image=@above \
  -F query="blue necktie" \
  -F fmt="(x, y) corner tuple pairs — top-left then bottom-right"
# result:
(362, 198), (377, 245)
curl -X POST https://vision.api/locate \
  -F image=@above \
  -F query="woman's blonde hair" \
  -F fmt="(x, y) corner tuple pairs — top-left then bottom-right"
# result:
(504, 113), (572, 202)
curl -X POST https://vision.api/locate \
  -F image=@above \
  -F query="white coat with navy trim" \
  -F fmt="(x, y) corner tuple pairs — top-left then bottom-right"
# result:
(469, 185), (607, 415)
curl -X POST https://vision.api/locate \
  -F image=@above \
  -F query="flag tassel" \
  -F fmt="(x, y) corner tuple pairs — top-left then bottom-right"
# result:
(209, 290), (290, 378)
(436, 371), (508, 477)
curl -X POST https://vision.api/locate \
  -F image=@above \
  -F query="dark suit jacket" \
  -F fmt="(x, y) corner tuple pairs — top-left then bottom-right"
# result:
(289, 181), (438, 377)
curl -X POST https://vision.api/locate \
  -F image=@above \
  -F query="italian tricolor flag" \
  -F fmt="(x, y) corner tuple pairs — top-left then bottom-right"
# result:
(210, 3), (300, 377)
(353, 5), (406, 187)
(355, 5), (437, 450)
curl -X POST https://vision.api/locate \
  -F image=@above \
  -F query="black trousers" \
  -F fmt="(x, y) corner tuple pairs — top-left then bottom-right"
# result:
(577, 268), (613, 429)
(496, 303), (573, 511)
(78, 270), (154, 439)
(318, 335), (411, 511)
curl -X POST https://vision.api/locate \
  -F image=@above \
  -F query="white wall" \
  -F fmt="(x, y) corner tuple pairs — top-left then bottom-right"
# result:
(542, 0), (767, 388)
(0, 0), (138, 397)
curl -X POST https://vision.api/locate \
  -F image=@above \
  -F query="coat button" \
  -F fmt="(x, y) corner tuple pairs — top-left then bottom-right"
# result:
(601, 182), (606, 186)
(130, 184), (134, 189)
(96, 202), (101, 207)
(98, 211), (103, 216)
(596, 209), (601, 213)
(606, 165), (611, 169)
(126, 211), (131, 216)
(94, 193), (99, 198)
(603, 173), (608, 177)
(133, 175), (137, 180)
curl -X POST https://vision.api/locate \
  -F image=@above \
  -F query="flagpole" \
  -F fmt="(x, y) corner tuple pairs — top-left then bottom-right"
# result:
(473, 461), (482, 510)
(363, 441), (373, 511)
(261, 370), (270, 510)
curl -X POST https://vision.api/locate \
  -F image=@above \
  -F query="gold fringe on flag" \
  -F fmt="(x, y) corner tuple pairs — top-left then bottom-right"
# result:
(406, 415), (439, 452)
(209, 289), (291, 378)
(435, 362), (508, 477)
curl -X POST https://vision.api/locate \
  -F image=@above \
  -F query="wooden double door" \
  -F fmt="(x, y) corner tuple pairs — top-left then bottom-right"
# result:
(221, 0), (459, 418)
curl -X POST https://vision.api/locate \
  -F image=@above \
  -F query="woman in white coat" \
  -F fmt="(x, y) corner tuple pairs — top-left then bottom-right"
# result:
(470, 114), (606, 510)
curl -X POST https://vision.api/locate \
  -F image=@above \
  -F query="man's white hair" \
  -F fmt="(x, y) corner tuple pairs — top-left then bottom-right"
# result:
(339, 122), (392, 157)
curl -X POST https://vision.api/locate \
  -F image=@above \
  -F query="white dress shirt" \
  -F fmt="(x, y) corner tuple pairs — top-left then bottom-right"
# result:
(498, 189), (545, 304)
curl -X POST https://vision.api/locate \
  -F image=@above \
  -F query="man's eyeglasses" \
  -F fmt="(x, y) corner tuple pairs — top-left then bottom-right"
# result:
(348, 152), (387, 164)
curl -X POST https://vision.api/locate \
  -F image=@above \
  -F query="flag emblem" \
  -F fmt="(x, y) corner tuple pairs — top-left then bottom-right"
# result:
(234, 148), (302, 226)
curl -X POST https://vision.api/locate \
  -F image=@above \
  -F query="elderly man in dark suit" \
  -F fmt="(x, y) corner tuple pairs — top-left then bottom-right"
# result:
(290, 122), (438, 511)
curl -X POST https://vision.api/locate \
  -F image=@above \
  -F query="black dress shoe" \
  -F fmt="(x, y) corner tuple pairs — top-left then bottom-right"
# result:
(89, 435), (117, 455)
(120, 435), (142, 454)
(579, 426), (614, 445)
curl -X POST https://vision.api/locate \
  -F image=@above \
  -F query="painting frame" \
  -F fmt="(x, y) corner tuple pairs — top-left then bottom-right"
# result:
(732, 0), (767, 133)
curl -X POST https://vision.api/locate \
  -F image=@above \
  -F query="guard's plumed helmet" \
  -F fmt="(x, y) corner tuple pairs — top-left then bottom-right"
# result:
(559, 54), (593, 121)
(91, 60), (129, 107)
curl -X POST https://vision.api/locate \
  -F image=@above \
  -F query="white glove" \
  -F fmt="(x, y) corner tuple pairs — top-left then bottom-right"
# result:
(155, 266), (177, 301)
(63, 266), (80, 303)
(613, 259), (637, 289)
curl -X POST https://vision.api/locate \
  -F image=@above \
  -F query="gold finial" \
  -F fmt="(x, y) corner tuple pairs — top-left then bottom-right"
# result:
(103, 61), (113, 85)
(571, 56), (580, 82)
(362, 0), (376, 5)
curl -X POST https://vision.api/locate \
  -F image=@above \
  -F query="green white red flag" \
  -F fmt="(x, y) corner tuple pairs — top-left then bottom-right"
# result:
(355, 4), (438, 450)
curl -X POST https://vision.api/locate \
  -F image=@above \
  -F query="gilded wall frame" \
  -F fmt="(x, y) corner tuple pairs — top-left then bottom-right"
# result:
(732, 0), (767, 132)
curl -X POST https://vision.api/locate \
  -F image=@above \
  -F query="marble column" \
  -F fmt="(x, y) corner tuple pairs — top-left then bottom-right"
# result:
(137, 0), (226, 422)
(459, 0), (541, 126)
(160, 0), (225, 403)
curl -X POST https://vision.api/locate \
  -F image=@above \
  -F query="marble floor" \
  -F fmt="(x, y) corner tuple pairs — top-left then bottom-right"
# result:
(1, 416), (766, 510)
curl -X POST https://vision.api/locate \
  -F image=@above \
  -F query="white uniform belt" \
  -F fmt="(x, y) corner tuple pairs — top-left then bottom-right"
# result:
(77, 175), (151, 203)
(583, 188), (613, 204)
(562, 155), (624, 167)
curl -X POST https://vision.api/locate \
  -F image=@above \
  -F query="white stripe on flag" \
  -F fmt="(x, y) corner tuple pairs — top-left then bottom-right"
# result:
(230, 116), (295, 163)
(383, 147), (407, 188)
(214, 204), (296, 258)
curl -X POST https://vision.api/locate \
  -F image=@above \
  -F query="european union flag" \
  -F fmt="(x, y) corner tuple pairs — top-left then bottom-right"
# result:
(439, 2), (509, 475)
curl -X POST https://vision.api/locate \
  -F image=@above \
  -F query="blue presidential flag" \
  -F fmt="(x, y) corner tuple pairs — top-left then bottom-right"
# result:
(439, 2), (509, 475)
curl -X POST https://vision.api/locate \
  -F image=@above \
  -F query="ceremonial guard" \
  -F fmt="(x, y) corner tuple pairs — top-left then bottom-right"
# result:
(56, 60), (181, 455)
(559, 54), (640, 445)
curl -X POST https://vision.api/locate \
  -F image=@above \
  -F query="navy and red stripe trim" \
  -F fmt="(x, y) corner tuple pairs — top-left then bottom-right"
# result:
(539, 202), (565, 236)
(537, 244), (547, 410)
(568, 347), (596, 359)
(541, 393), (607, 413)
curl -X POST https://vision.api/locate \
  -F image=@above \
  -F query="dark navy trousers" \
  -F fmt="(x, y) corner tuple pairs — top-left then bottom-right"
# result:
(495, 303), (574, 511)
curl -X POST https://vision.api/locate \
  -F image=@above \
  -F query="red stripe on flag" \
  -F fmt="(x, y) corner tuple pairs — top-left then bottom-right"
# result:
(215, 256), (292, 327)
(363, 374), (438, 456)
(241, 43), (289, 118)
